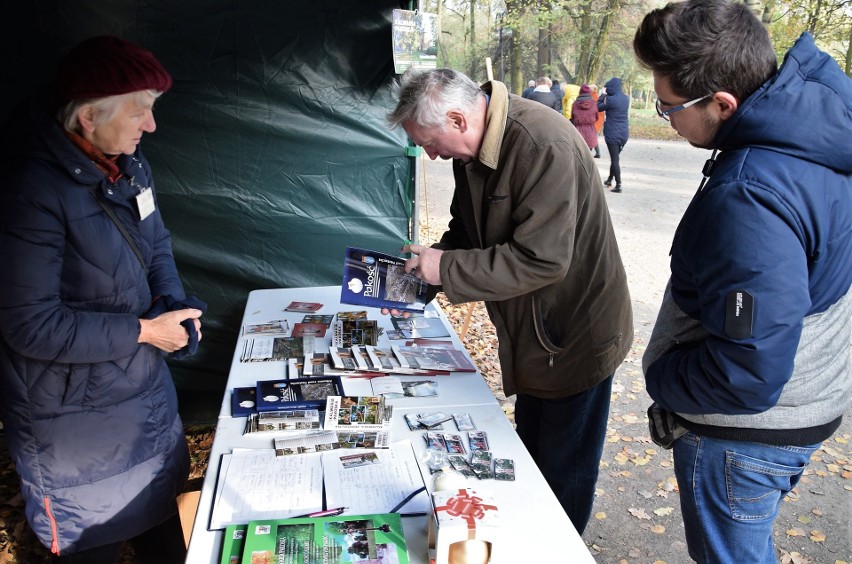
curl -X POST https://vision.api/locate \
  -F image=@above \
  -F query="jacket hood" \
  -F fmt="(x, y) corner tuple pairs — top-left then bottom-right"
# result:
(604, 77), (623, 95)
(575, 95), (595, 110)
(714, 33), (852, 174)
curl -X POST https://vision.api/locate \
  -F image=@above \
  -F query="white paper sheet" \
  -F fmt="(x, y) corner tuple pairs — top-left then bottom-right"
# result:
(209, 448), (323, 529)
(322, 440), (430, 516)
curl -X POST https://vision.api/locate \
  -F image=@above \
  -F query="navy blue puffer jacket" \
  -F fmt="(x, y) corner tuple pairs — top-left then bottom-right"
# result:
(0, 100), (190, 555)
(598, 77), (630, 145)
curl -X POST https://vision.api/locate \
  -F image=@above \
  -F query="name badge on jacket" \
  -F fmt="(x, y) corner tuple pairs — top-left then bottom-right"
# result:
(135, 187), (155, 220)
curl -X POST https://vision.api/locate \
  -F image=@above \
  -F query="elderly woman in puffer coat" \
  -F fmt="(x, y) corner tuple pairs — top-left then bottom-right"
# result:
(570, 84), (600, 158)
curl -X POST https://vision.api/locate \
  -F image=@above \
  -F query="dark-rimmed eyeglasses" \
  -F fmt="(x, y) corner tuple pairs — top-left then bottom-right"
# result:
(655, 94), (713, 121)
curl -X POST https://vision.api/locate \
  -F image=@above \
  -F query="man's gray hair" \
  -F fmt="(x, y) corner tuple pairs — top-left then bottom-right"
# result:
(387, 68), (484, 130)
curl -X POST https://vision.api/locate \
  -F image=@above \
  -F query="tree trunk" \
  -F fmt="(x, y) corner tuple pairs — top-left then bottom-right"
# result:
(468, 0), (478, 77)
(436, 0), (447, 67)
(576, 0), (594, 82)
(588, 0), (620, 84)
(537, 26), (548, 77)
(846, 21), (852, 76)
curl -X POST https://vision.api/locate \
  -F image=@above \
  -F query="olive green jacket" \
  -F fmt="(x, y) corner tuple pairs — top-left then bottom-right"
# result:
(434, 80), (633, 397)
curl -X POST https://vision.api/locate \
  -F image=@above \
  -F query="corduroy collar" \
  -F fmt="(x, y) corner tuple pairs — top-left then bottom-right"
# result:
(476, 80), (508, 170)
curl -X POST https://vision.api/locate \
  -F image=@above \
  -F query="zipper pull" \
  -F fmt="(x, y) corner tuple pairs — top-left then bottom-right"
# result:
(548, 353), (554, 368)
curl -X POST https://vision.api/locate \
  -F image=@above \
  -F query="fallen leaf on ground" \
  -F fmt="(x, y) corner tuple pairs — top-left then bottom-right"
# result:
(628, 507), (651, 520)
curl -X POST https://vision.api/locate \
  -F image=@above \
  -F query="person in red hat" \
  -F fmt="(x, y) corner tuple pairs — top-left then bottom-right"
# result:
(0, 35), (204, 563)
(570, 84), (600, 159)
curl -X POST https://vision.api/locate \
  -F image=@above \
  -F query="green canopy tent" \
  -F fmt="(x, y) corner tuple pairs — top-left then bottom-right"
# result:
(1, 0), (420, 394)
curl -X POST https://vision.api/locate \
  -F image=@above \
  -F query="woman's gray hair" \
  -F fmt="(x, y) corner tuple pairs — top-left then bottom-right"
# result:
(57, 90), (163, 133)
(387, 68), (484, 130)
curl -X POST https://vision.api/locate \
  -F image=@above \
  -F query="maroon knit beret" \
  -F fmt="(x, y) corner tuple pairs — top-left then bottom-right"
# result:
(56, 35), (172, 102)
(580, 83), (591, 95)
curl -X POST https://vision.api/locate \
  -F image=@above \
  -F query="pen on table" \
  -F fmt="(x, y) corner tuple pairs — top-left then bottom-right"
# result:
(389, 486), (427, 514)
(294, 507), (347, 518)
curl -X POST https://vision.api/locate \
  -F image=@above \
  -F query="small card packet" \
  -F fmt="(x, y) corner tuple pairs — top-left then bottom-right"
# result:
(453, 413), (476, 431)
(494, 458), (516, 481)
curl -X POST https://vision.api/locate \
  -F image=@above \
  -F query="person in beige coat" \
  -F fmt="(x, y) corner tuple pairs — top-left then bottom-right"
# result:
(387, 68), (633, 534)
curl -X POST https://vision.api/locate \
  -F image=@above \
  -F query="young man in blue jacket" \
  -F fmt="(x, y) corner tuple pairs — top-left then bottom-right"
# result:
(634, 1), (852, 562)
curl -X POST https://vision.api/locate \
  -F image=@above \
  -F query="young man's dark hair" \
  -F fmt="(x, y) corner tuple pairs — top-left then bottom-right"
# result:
(633, 0), (777, 103)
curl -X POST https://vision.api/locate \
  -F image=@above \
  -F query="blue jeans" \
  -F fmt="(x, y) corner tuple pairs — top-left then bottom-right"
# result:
(514, 375), (613, 534)
(673, 432), (819, 563)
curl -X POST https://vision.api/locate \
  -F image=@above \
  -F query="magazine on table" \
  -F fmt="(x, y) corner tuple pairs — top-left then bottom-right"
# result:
(340, 246), (428, 313)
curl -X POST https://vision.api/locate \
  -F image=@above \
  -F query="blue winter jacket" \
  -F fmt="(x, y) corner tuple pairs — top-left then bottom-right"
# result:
(597, 77), (629, 145)
(0, 99), (190, 554)
(643, 33), (852, 445)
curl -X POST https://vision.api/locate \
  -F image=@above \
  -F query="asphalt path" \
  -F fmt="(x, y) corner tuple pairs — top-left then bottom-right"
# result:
(418, 138), (852, 563)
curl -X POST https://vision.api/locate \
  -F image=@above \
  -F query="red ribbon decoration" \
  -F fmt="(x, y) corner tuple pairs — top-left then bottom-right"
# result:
(434, 489), (498, 539)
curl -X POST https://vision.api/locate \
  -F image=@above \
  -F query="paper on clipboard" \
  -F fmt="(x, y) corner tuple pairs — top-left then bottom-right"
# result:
(322, 440), (430, 516)
(209, 448), (323, 529)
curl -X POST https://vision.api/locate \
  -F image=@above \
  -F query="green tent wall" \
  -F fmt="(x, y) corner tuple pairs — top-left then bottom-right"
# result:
(0, 1), (416, 391)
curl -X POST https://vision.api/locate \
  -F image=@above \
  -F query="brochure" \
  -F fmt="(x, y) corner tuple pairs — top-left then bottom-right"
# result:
(241, 513), (409, 564)
(323, 396), (393, 431)
(391, 345), (477, 372)
(219, 523), (247, 564)
(240, 335), (315, 362)
(390, 313), (450, 339)
(244, 410), (322, 434)
(231, 386), (257, 417)
(256, 376), (343, 412)
(340, 247), (428, 313)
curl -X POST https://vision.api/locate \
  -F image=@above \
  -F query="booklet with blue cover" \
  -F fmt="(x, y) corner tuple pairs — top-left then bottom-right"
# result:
(340, 247), (428, 313)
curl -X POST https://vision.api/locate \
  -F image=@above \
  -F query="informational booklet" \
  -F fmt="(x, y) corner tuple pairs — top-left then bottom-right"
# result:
(256, 376), (343, 412)
(273, 430), (390, 456)
(231, 386), (257, 417)
(391, 345), (478, 372)
(241, 512), (409, 564)
(363, 345), (448, 375)
(240, 335), (315, 362)
(219, 524), (247, 564)
(340, 247), (428, 313)
(323, 396), (393, 431)
(242, 319), (290, 337)
(390, 312), (450, 338)
(244, 410), (322, 434)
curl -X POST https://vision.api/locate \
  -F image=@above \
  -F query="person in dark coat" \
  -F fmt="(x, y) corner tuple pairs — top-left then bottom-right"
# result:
(521, 79), (535, 98)
(597, 77), (630, 192)
(387, 68), (633, 535)
(571, 84), (600, 158)
(0, 36), (205, 563)
(549, 79), (563, 113)
(528, 76), (561, 112)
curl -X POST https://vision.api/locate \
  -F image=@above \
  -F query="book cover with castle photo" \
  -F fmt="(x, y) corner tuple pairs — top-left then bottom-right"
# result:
(340, 247), (428, 313)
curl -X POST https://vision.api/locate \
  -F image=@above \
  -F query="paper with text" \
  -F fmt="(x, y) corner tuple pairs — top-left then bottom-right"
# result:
(322, 440), (429, 516)
(209, 448), (323, 529)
